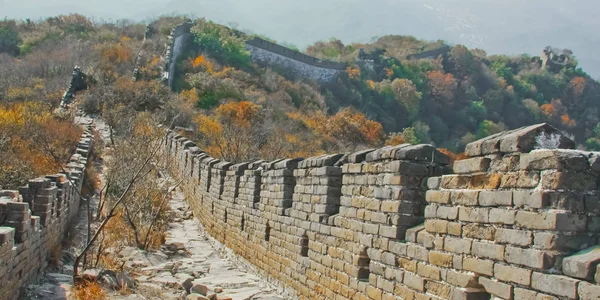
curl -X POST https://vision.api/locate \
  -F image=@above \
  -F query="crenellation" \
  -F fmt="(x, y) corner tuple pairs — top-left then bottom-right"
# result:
(0, 128), (93, 300)
(163, 123), (600, 300)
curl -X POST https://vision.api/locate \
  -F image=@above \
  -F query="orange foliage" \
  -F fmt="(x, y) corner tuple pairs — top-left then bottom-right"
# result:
(366, 80), (376, 89)
(561, 114), (576, 127)
(192, 55), (214, 73)
(384, 68), (394, 78)
(541, 103), (556, 117)
(346, 66), (361, 79)
(74, 281), (107, 300)
(438, 148), (467, 163)
(570, 76), (586, 97)
(289, 108), (384, 146)
(426, 71), (456, 103)
(385, 134), (405, 146)
(100, 43), (132, 64)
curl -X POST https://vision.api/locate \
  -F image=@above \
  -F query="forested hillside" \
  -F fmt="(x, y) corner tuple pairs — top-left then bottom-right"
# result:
(2, 14), (599, 189)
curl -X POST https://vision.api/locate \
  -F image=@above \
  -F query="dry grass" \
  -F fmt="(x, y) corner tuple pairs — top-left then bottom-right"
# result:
(49, 243), (62, 267)
(73, 281), (107, 300)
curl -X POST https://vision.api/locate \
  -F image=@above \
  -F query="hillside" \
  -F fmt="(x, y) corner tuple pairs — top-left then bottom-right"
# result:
(3, 0), (600, 78)
(2, 14), (600, 188)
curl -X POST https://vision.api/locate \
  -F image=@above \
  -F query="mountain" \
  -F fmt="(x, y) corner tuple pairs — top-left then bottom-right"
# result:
(2, 0), (598, 76)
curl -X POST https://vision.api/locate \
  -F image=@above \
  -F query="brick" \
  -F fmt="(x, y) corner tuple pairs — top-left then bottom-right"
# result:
(447, 222), (462, 236)
(505, 246), (555, 269)
(453, 157), (490, 174)
(541, 170), (597, 191)
(578, 281), (600, 300)
(478, 277), (512, 299)
(531, 272), (579, 298)
(562, 245), (600, 280)
(513, 190), (543, 208)
(425, 220), (448, 234)
(494, 263), (532, 286)
(440, 175), (470, 189)
(426, 191), (450, 204)
(458, 207), (489, 223)
(500, 171), (540, 188)
(488, 208), (516, 225)
(471, 241), (504, 261)
(495, 228), (532, 246)
(436, 206), (458, 220)
(417, 263), (440, 280)
(429, 251), (453, 267)
(479, 190), (512, 206)
(463, 257), (494, 276)
(445, 270), (480, 288)
(444, 236), (471, 254)
(403, 273), (425, 292)
(425, 281), (453, 299)
(452, 191), (480, 206)
(515, 211), (586, 231)
(462, 223), (495, 240)
(533, 232), (595, 251)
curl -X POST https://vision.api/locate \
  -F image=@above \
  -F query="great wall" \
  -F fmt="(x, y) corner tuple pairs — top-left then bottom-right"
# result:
(164, 123), (600, 300)
(0, 128), (93, 300)
(2, 21), (600, 300)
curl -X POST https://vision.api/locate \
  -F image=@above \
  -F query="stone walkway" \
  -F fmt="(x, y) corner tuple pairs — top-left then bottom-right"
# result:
(112, 186), (285, 299)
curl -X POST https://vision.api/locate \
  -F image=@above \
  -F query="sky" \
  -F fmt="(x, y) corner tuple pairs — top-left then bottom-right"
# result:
(2, 0), (599, 76)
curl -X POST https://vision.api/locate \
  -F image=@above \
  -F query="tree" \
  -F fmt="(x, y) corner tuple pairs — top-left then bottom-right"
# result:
(0, 20), (20, 56)
(390, 78), (422, 115)
(426, 70), (457, 110)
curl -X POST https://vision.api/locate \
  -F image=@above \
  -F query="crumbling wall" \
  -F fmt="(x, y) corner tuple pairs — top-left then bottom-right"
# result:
(246, 38), (346, 83)
(165, 123), (600, 300)
(0, 128), (93, 300)
(162, 22), (194, 87)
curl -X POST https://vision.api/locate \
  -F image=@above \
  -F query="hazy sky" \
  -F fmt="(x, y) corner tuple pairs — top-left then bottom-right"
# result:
(2, 0), (599, 76)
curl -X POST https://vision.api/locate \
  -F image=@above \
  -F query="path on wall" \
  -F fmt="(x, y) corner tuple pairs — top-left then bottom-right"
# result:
(110, 179), (285, 300)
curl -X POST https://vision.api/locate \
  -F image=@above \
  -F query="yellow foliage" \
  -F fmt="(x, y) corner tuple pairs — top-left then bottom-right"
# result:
(366, 80), (376, 89)
(74, 281), (107, 300)
(385, 134), (405, 146)
(215, 101), (260, 127)
(346, 66), (361, 79)
(120, 36), (131, 43)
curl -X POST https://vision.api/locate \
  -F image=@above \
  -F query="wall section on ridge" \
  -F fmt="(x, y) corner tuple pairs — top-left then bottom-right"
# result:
(0, 128), (93, 300)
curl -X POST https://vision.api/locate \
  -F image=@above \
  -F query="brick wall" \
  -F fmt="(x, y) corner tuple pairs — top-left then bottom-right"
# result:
(165, 122), (600, 300)
(0, 128), (93, 300)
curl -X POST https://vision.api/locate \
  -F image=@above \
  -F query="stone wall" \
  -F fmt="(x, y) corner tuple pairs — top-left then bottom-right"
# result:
(406, 45), (451, 60)
(246, 38), (346, 83)
(0, 128), (93, 300)
(165, 122), (600, 300)
(162, 22), (194, 87)
(60, 66), (88, 108)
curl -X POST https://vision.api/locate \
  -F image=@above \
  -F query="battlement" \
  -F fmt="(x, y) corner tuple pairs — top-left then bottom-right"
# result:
(0, 128), (93, 300)
(165, 123), (600, 300)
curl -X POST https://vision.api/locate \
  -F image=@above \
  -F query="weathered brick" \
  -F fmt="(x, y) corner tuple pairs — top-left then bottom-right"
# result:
(488, 208), (516, 225)
(429, 251), (453, 267)
(426, 190), (450, 204)
(458, 207), (489, 223)
(462, 223), (495, 240)
(505, 246), (555, 269)
(417, 262), (440, 280)
(463, 257), (494, 276)
(453, 157), (490, 174)
(531, 272), (579, 298)
(444, 236), (471, 254)
(562, 245), (600, 280)
(479, 190), (512, 206)
(403, 272), (425, 292)
(425, 220), (448, 234)
(471, 241), (504, 261)
(478, 277), (512, 299)
(494, 263), (532, 286)
(515, 211), (586, 231)
(452, 191), (480, 206)
(578, 282), (600, 300)
(495, 228), (532, 246)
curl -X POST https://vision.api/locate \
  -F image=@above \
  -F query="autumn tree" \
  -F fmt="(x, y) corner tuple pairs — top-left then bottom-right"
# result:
(390, 78), (422, 115)
(426, 70), (457, 111)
